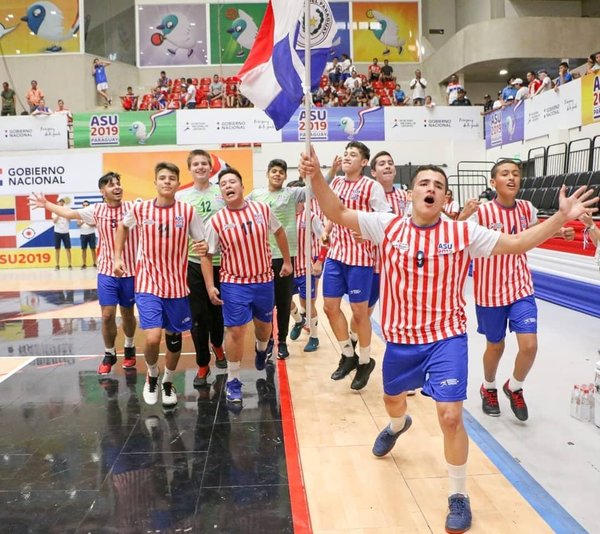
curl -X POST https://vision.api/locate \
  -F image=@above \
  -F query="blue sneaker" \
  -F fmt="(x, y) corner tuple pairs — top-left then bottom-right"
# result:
(255, 347), (268, 370)
(372, 416), (413, 457)
(303, 337), (319, 352)
(289, 319), (306, 341)
(225, 378), (243, 403)
(445, 494), (472, 533)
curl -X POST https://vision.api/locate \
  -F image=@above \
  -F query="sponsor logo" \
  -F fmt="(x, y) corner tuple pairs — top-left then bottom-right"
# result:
(440, 378), (459, 387)
(174, 215), (184, 229)
(437, 242), (453, 254)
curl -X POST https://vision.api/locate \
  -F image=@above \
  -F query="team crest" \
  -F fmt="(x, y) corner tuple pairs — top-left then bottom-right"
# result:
(143, 219), (154, 225)
(296, 0), (335, 50)
(519, 215), (528, 229)
(350, 189), (361, 201)
(175, 215), (184, 228)
(489, 222), (503, 231)
(391, 240), (409, 251)
(254, 212), (265, 224)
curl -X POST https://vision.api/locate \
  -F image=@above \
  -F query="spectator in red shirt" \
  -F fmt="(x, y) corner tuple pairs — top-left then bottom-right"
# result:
(368, 58), (382, 82)
(526, 71), (542, 97)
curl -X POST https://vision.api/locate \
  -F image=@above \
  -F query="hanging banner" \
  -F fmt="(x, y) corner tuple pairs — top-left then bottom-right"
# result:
(485, 103), (525, 149)
(581, 72), (600, 126)
(0, 115), (69, 151)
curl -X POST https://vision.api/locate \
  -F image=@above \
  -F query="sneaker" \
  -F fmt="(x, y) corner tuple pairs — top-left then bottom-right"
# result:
(122, 346), (136, 369)
(351, 358), (376, 390)
(143, 374), (160, 405)
(68, 265), (72, 269)
(225, 378), (243, 403)
(266, 338), (274, 358)
(445, 494), (472, 534)
(255, 347), (268, 370)
(97, 353), (117, 375)
(331, 355), (358, 380)
(372, 416), (413, 457)
(480, 384), (500, 417)
(162, 381), (178, 407)
(303, 337), (319, 352)
(289, 319), (305, 341)
(81, 265), (87, 269)
(503, 380), (528, 421)
(55, 265), (60, 271)
(193, 366), (211, 388)
(212, 344), (227, 369)
(277, 342), (289, 360)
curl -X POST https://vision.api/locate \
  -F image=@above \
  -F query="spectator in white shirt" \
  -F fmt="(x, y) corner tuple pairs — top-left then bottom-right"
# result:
(52, 199), (72, 270)
(534, 70), (553, 96)
(409, 69), (427, 105)
(513, 78), (528, 101)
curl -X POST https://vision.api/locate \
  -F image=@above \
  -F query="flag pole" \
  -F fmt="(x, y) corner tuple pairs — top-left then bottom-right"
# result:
(303, 0), (313, 329)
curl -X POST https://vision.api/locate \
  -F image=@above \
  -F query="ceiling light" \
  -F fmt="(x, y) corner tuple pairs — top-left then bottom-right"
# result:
(499, 69), (508, 75)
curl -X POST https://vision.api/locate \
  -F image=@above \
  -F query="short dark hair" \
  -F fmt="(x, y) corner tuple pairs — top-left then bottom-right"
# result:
(345, 141), (370, 161)
(155, 161), (180, 179)
(559, 61), (569, 69)
(287, 179), (304, 188)
(187, 149), (212, 169)
(268, 159), (287, 172)
(410, 165), (448, 188)
(370, 150), (393, 169)
(98, 171), (120, 189)
(218, 167), (243, 185)
(491, 158), (521, 179)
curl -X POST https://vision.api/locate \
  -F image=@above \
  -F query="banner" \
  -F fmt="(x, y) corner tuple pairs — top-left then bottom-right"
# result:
(176, 108), (281, 145)
(0, 115), (69, 151)
(485, 103), (525, 149)
(581, 72), (600, 126)
(384, 106), (483, 141)
(281, 106), (385, 142)
(137, 3), (208, 67)
(72, 110), (177, 148)
(524, 78), (581, 140)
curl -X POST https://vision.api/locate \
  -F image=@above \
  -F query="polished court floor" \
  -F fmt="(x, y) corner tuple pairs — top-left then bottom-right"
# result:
(0, 268), (597, 533)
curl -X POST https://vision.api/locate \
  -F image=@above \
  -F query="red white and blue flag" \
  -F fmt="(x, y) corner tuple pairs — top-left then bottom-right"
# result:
(238, 0), (336, 130)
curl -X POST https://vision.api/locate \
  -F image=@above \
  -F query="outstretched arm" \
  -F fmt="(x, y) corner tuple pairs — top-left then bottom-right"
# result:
(29, 193), (82, 220)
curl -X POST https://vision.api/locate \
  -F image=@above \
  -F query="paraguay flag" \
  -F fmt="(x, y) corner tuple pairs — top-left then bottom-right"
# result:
(238, 0), (336, 130)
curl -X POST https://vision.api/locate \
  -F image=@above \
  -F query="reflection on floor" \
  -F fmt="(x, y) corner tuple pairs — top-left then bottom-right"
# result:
(0, 357), (293, 533)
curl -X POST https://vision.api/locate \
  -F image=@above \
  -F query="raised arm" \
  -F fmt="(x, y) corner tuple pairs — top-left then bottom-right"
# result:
(30, 193), (82, 220)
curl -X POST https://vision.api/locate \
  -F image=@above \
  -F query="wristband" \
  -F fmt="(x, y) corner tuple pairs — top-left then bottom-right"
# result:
(317, 246), (328, 263)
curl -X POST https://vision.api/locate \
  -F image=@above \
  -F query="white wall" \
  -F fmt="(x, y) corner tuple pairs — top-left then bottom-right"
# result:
(422, 0), (457, 49)
(455, 0), (492, 30)
(505, 0), (582, 18)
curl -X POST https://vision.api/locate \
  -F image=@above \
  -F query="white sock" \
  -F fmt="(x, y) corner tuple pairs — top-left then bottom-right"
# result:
(309, 316), (319, 337)
(349, 329), (359, 343)
(358, 345), (371, 365)
(447, 463), (468, 497)
(509, 377), (524, 391)
(124, 336), (135, 348)
(339, 339), (354, 357)
(163, 367), (175, 384)
(256, 339), (268, 352)
(147, 363), (159, 377)
(483, 379), (496, 390)
(291, 307), (302, 323)
(105, 347), (116, 355)
(227, 361), (241, 382)
(389, 416), (406, 433)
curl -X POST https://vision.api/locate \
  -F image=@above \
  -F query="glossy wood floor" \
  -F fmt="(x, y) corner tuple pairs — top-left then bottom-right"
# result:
(0, 268), (593, 533)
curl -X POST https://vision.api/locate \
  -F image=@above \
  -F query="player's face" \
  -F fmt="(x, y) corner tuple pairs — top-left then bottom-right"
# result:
(189, 155), (212, 184)
(267, 166), (286, 190)
(219, 173), (244, 205)
(154, 169), (180, 197)
(342, 148), (368, 175)
(445, 191), (452, 201)
(101, 178), (123, 202)
(491, 163), (521, 198)
(371, 155), (396, 188)
(410, 170), (446, 220)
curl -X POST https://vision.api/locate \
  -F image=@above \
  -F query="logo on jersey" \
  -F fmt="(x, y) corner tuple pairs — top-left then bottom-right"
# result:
(519, 215), (528, 229)
(391, 240), (409, 251)
(489, 222), (503, 231)
(175, 215), (184, 229)
(222, 223), (236, 231)
(437, 243), (454, 255)
(254, 212), (265, 225)
(143, 218), (154, 225)
(416, 250), (425, 268)
(350, 189), (361, 201)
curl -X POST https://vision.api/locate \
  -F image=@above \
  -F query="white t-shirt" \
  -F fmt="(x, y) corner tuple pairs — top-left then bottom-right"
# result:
(52, 214), (69, 234)
(409, 77), (427, 100)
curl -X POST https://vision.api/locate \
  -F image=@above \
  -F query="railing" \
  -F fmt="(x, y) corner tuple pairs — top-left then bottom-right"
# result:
(566, 138), (592, 172)
(454, 161), (495, 206)
(525, 146), (546, 177)
(525, 137), (600, 179)
(546, 142), (567, 175)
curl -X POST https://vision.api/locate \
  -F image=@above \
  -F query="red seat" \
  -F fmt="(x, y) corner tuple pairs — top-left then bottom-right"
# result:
(372, 81), (384, 90)
(200, 84), (210, 93)
(200, 77), (211, 85)
(384, 81), (396, 91)
(191, 78), (198, 86)
(210, 99), (223, 108)
(376, 88), (387, 97)
(380, 96), (392, 106)
(198, 99), (209, 108)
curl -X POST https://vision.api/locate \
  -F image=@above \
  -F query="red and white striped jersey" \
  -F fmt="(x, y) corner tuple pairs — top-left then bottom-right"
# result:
(359, 213), (500, 344)
(387, 187), (409, 217)
(328, 175), (390, 266)
(207, 200), (281, 284)
(123, 200), (205, 298)
(472, 199), (538, 307)
(294, 209), (324, 277)
(79, 201), (138, 278)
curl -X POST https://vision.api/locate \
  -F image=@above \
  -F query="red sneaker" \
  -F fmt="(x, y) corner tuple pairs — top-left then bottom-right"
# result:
(212, 344), (227, 369)
(122, 346), (136, 369)
(193, 366), (211, 388)
(98, 353), (117, 375)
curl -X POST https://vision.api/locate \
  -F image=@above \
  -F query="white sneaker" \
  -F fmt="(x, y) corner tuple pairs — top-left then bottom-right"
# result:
(162, 381), (178, 407)
(143, 373), (160, 405)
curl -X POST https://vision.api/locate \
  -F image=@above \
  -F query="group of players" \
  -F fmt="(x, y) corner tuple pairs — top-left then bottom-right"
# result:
(32, 143), (597, 534)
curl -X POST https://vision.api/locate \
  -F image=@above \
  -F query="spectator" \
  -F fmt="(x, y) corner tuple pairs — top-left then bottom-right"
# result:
(344, 71), (361, 92)
(1, 82), (16, 116)
(482, 93), (493, 113)
(151, 86), (166, 110)
(52, 199), (72, 270)
(157, 70), (171, 89)
(526, 71), (542, 97)
(450, 88), (471, 106)
(442, 190), (460, 220)
(380, 59), (394, 83)
(121, 86), (138, 111)
(393, 83), (408, 106)
(54, 99), (72, 122)
(500, 77), (517, 103)
(368, 58), (381, 82)
(513, 78), (528, 101)
(339, 53), (353, 82)
(555, 62), (573, 87)
(77, 200), (97, 269)
(326, 57), (342, 87)
(207, 74), (224, 103)
(425, 95), (436, 108)
(32, 97), (52, 115)
(590, 52), (600, 73)
(409, 69), (427, 105)
(367, 89), (380, 108)
(446, 74), (463, 105)
(92, 58), (112, 106)
(26, 80), (44, 113)
(493, 90), (503, 110)
(185, 78), (197, 108)
(534, 70), (553, 96)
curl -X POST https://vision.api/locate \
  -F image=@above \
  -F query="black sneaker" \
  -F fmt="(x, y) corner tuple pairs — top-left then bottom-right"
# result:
(503, 380), (528, 421)
(480, 384), (500, 417)
(331, 355), (358, 380)
(277, 342), (289, 360)
(123, 346), (136, 369)
(351, 358), (376, 390)
(266, 338), (274, 358)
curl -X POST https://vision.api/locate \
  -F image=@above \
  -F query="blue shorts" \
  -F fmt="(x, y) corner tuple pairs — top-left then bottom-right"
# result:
(322, 259), (373, 303)
(221, 281), (274, 327)
(80, 233), (96, 250)
(54, 232), (71, 249)
(135, 293), (192, 332)
(368, 273), (380, 308)
(97, 274), (135, 308)
(293, 274), (317, 300)
(382, 334), (469, 402)
(476, 295), (538, 343)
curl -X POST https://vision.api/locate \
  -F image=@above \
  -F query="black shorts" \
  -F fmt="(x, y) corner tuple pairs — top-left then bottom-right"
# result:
(54, 232), (71, 249)
(80, 233), (96, 250)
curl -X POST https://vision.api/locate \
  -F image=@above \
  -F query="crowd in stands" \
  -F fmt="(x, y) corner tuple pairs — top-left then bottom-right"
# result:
(1, 79), (73, 121)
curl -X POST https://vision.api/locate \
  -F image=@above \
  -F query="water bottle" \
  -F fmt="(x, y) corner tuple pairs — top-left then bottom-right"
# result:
(570, 385), (580, 418)
(594, 361), (600, 428)
(580, 386), (591, 422)
(589, 383), (595, 424)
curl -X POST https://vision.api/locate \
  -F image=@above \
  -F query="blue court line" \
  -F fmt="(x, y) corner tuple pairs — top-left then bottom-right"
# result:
(368, 311), (586, 534)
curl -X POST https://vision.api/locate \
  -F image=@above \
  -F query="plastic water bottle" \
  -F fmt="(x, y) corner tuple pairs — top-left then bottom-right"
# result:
(589, 383), (596, 424)
(570, 385), (580, 418)
(594, 361), (600, 428)
(580, 386), (591, 422)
